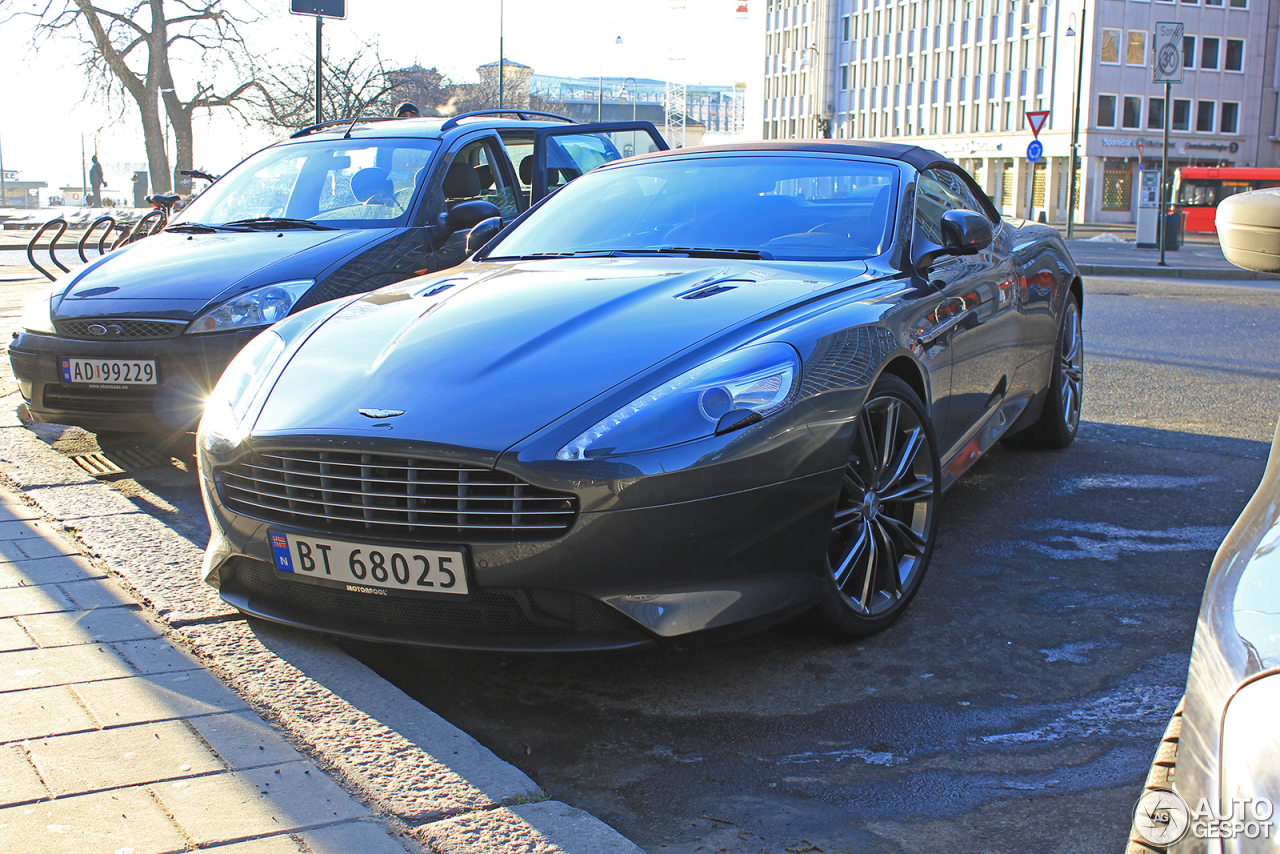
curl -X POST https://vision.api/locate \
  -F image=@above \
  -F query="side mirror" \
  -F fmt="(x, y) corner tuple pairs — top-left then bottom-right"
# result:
(1217, 188), (1280, 273)
(443, 200), (501, 234)
(466, 216), (504, 256)
(913, 209), (994, 270)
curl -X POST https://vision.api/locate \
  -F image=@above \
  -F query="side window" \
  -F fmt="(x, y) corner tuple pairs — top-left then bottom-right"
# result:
(914, 168), (988, 244)
(499, 131), (535, 208)
(437, 138), (521, 220)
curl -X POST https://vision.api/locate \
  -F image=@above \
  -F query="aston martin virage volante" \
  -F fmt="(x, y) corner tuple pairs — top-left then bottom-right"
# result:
(197, 141), (1084, 652)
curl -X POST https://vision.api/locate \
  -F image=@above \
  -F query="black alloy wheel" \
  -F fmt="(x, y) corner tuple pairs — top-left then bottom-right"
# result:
(1004, 290), (1083, 450)
(816, 374), (940, 638)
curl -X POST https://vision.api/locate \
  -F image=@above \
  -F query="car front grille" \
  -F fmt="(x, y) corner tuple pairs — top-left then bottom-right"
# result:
(229, 557), (636, 639)
(55, 318), (188, 340)
(219, 449), (578, 542)
(43, 382), (157, 413)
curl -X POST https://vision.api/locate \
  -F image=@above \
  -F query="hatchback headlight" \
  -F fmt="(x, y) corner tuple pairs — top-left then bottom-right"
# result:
(187, 280), (313, 334)
(198, 330), (286, 455)
(557, 343), (800, 460)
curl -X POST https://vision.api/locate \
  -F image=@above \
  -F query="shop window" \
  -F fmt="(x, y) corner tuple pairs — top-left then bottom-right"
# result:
(1201, 37), (1219, 69)
(1221, 102), (1239, 133)
(1102, 160), (1133, 211)
(1097, 94), (1117, 127)
(1172, 99), (1191, 130)
(1123, 96), (1142, 128)
(1225, 39), (1243, 71)
(1031, 163), (1046, 208)
(1127, 32), (1147, 65)
(1100, 29), (1121, 64)
(1147, 97), (1165, 130)
(1196, 100), (1216, 131)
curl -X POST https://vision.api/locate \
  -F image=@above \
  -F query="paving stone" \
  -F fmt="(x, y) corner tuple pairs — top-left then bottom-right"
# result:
(6, 534), (79, 560)
(0, 582), (74, 618)
(14, 482), (142, 522)
(0, 743), (47, 805)
(0, 644), (134, 691)
(188, 711), (305, 770)
(153, 763), (367, 845)
(209, 834), (305, 853)
(0, 517), (65, 540)
(302, 820), (419, 854)
(74, 670), (248, 727)
(20, 606), (161, 646)
(0, 496), (41, 522)
(0, 785), (188, 853)
(111, 637), (203, 676)
(0, 684), (97, 743)
(27, 719), (223, 797)
(0, 553), (103, 588)
(0, 617), (34, 652)
(416, 802), (643, 854)
(58, 577), (135, 610)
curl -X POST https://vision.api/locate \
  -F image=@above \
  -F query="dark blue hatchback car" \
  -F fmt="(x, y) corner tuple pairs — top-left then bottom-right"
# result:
(9, 111), (666, 433)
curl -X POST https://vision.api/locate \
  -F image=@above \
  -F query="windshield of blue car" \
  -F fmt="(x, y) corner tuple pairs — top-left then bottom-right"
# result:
(176, 138), (440, 229)
(484, 155), (900, 262)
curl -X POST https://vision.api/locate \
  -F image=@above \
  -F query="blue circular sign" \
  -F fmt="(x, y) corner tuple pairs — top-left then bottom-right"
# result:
(1027, 140), (1044, 163)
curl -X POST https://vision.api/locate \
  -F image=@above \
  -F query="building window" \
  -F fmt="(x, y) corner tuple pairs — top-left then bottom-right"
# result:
(1183, 36), (1195, 68)
(843, 15), (851, 40)
(1123, 96), (1142, 128)
(1201, 37), (1219, 69)
(1100, 29), (1121, 64)
(1229, 0), (1247, 6)
(1097, 94), (1117, 127)
(1196, 100), (1216, 131)
(842, 65), (850, 88)
(1127, 32), (1147, 65)
(1221, 101), (1239, 133)
(1204, 0), (1223, 5)
(1180, 0), (1197, 4)
(1172, 98), (1191, 130)
(1102, 160), (1133, 211)
(1225, 39), (1243, 71)
(1147, 97), (1165, 129)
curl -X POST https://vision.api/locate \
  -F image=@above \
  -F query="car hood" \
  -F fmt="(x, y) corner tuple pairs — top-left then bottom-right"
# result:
(251, 257), (871, 456)
(52, 228), (385, 321)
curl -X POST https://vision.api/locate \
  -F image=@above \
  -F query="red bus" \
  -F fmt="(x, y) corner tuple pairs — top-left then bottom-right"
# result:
(1172, 167), (1280, 233)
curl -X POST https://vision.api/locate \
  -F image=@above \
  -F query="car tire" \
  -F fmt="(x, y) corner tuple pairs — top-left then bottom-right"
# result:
(1126, 698), (1184, 853)
(814, 374), (940, 638)
(1004, 290), (1082, 450)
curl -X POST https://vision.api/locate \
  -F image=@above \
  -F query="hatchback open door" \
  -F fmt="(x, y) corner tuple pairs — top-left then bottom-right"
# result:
(529, 122), (669, 203)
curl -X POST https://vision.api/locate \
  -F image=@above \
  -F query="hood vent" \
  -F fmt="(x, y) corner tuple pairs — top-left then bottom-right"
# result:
(676, 278), (755, 300)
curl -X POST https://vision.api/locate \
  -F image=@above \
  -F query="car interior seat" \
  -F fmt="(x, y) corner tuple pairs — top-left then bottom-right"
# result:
(350, 168), (396, 206)
(443, 161), (482, 208)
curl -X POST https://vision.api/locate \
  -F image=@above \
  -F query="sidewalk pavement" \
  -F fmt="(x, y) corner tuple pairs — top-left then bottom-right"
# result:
(0, 487), (419, 854)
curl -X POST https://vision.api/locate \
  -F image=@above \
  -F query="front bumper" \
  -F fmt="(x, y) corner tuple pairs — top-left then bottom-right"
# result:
(202, 463), (841, 652)
(9, 328), (259, 433)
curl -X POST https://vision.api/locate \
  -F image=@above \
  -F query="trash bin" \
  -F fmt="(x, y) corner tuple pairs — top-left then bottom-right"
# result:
(1163, 209), (1184, 251)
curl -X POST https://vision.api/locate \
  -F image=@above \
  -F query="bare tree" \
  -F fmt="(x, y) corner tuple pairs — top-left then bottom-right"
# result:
(9, 0), (263, 193)
(256, 46), (403, 131)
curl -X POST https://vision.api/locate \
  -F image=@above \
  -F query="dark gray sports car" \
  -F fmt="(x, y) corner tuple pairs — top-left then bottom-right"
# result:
(197, 141), (1084, 651)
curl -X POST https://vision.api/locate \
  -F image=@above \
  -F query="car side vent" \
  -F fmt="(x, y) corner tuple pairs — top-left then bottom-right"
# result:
(680, 284), (739, 300)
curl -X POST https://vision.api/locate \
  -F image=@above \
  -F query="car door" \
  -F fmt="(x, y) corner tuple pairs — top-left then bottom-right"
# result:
(528, 122), (669, 203)
(420, 132), (525, 272)
(913, 167), (1020, 459)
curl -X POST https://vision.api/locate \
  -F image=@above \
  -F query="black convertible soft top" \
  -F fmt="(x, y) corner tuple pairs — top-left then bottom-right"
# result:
(629, 140), (953, 172)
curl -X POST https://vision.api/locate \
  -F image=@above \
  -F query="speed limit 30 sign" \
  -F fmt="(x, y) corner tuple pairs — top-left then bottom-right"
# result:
(1154, 22), (1184, 83)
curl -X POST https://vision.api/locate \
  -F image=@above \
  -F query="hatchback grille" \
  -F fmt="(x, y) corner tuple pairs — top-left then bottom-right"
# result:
(219, 449), (578, 541)
(55, 318), (188, 340)
(43, 383), (157, 413)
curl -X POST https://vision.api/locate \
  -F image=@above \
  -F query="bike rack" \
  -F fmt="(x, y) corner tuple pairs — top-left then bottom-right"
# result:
(26, 218), (69, 282)
(78, 215), (118, 263)
(115, 209), (167, 248)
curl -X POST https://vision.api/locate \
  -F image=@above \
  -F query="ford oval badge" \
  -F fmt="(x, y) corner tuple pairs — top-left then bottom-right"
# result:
(358, 408), (405, 419)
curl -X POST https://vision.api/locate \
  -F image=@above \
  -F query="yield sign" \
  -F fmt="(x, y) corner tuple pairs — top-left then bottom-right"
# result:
(1025, 110), (1050, 138)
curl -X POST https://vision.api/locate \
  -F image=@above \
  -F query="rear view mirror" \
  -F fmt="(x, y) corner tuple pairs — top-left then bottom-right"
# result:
(1217, 188), (1280, 272)
(466, 216), (503, 256)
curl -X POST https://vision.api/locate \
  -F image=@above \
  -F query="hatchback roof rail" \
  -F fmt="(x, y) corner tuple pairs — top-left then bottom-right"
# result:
(439, 110), (577, 132)
(289, 115), (402, 138)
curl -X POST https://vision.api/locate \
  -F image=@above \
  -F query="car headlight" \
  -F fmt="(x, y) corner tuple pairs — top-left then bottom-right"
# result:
(198, 330), (286, 455)
(186, 280), (313, 334)
(557, 342), (801, 461)
(18, 282), (64, 334)
(1217, 673), (1280, 844)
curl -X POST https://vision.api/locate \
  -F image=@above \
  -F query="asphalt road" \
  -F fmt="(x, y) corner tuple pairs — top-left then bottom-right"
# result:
(4, 271), (1279, 854)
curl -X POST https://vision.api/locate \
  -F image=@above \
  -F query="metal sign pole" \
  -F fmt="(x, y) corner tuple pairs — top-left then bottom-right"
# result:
(315, 15), (323, 125)
(1152, 21), (1183, 266)
(1159, 78), (1170, 266)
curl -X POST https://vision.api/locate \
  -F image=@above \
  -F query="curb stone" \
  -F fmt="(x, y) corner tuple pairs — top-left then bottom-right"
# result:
(0, 393), (641, 853)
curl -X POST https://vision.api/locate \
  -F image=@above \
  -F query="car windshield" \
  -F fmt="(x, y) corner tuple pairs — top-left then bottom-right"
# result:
(177, 137), (440, 229)
(485, 155), (900, 262)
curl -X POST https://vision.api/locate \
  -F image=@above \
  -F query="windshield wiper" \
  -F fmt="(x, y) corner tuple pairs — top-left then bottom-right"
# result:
(221, 217), (336, 231)
(166, 221), (251, 234)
